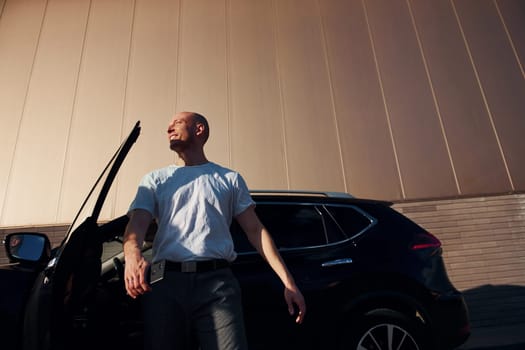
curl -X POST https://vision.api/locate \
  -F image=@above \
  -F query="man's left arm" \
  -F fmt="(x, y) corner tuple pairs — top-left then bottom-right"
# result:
(235, 206), (306, 324)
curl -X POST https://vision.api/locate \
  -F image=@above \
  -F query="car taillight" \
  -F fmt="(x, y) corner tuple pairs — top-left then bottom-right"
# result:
(411, 231), (442, 250)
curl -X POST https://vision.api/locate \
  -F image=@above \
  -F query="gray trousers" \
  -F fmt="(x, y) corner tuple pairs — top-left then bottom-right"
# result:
(142, 268), (248, 350)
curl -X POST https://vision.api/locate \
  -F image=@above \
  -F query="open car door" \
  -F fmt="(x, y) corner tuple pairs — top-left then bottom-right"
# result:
(23, 122), (141, 350)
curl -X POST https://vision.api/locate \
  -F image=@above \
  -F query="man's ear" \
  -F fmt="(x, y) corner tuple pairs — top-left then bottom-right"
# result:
(195, 122), (205, 137)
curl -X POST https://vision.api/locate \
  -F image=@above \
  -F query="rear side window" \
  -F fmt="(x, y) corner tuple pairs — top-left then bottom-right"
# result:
(324, 205), (375, 239)
(256, 204), (326, 249)
(231, 203), (328, 252)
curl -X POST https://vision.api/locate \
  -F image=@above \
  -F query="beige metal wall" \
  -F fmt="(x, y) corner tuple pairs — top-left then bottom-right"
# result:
(1, 0), (524, 227)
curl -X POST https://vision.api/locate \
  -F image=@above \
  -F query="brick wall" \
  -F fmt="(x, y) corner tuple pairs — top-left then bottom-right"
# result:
(394, 193), (525, 328)
(1, 193), (524, 328)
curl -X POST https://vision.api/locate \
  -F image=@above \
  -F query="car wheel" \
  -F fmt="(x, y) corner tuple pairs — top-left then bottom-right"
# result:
(340, 309), (428, 350)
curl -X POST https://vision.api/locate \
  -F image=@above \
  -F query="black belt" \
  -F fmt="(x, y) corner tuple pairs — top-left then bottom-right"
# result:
(165, 259), (230, 273)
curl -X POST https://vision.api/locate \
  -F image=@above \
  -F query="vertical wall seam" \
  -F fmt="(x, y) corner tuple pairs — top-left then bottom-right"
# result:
(0, 0), (7, 19)
(406, 0), (461, 195)
(120, 0), (137, 142)
(173, 0), (182, 115)
(315, 0), (348, 193)
(173, 0), (183, 164)
(55, 0), (93, 222)
(110, 0), (137, 218)
(225, 0), (232, 167)
(451, 0), (515, 191)
(271, 0), (291, 189)
(1, 0), (49, 224)
(494, 1), (525, 82)
(362, 0), (406, 199)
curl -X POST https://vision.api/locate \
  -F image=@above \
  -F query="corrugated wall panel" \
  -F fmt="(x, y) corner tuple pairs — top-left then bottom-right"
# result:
(228, 0), (288, 190)
(0, 0), (46, 225)
(2, 0), (90, 225)
(57, 0), (135, 222)
(498, 0), (525, 75)
(320, 0), (402, 200)
(365, 0), (458, 199)
(114, 0), (182, 215)
(274, 0), (345, 191)
(455, 0), (525, 190)
(176, 0), (230, 167)
(0, 0), (524, 226)
(409, 0), (510, 195)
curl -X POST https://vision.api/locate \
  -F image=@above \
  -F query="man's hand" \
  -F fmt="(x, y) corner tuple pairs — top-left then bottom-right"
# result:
(284, 285), (306, 324)
(124, 252), (151, 298)
(123, 209), (154, 298)
(237, 206), (307, 324)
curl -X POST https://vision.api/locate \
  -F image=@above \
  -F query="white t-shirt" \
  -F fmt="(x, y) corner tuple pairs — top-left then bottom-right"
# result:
(129, 162), (254, 263)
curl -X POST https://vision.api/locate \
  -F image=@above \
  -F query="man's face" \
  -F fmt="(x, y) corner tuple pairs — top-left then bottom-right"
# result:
(167, 113), (196, 151)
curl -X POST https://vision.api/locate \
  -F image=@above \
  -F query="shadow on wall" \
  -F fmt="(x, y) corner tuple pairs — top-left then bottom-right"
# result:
(463, 284), (525, 329)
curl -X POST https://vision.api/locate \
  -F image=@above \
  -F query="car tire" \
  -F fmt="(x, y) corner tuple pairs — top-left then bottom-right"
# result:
(340, 309), (429, 350)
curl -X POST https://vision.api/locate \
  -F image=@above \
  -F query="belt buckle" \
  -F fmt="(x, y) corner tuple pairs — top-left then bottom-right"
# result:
(181, 261), (197, 273)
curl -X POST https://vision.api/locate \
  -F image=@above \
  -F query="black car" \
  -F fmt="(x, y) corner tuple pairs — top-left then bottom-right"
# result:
(1, 121), (470, 350)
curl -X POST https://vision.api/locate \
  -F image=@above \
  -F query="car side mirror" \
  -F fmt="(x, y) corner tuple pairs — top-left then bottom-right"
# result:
(3, 232), (51, 264)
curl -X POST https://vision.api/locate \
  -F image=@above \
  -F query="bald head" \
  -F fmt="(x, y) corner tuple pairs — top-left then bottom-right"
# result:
(167, 111), (210, 154)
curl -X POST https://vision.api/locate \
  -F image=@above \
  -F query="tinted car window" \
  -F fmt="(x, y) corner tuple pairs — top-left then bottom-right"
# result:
(324, 205), (374, 239)
(260, 204), (326, 249)
(231, 203), (328, 253)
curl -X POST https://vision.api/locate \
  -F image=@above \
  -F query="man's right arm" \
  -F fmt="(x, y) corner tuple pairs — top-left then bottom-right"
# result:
(123, 209), (153, 298)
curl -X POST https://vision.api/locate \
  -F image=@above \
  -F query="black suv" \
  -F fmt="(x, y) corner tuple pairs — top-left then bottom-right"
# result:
(1, 122), (470, 350)
(230, 191), (470, 350)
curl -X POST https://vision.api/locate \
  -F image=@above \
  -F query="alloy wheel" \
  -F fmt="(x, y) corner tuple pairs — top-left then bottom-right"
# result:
(356, 323), (420, 350)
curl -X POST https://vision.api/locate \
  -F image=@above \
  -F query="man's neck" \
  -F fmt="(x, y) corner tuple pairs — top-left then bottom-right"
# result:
(176, 151), (208, 166)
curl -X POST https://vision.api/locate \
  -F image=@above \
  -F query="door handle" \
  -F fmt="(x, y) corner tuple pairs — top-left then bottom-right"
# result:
(321, 258), (353, 267)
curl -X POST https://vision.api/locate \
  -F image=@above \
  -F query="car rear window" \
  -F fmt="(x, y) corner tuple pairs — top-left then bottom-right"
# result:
(231, 202), (376, 253)
(323, 205), (375, 239)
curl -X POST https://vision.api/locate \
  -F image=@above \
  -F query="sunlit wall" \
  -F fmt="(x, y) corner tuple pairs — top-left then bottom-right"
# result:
(1, 0), (524, 227)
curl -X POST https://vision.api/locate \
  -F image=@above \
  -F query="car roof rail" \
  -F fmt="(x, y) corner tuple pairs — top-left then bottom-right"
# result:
(250, 190), (354, 199)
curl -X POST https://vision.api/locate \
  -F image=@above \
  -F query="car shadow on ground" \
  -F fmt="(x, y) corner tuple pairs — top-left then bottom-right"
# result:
(459, 284), (525, 350)
(462, 284), (525, 329)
